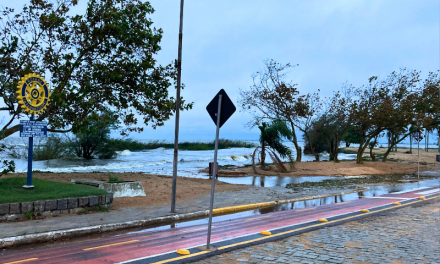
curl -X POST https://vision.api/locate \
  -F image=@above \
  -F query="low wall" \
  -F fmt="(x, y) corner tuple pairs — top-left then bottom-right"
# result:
(0, 193), (113, 221)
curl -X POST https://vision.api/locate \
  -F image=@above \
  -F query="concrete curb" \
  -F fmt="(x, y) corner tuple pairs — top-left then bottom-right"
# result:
(0, 188), (368, 249)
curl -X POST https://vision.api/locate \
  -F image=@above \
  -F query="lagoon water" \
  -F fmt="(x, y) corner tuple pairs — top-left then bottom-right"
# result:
(1, 138), (437, 179)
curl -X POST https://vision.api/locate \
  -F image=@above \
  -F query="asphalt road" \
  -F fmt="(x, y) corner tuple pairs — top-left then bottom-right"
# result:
(1, 186), (438, 264)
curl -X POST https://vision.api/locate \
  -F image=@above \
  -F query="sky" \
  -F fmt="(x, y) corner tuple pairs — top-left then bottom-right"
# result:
(1, 0), (439, 142)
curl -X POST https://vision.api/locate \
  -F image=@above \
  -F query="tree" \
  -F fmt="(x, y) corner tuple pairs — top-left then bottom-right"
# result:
(67, 111), (118, 159)
(380, 70), (440, 161)
(252, 119), (294, 173)
(0, 129), (15, 178)
(343, 126), (362, 147)
(0, 0), (192, 139)
(239, 59), (314, 162)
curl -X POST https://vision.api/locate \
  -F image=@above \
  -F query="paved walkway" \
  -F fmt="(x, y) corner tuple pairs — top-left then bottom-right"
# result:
(194, 199), (440, 264)
(0, 185), (360, 239)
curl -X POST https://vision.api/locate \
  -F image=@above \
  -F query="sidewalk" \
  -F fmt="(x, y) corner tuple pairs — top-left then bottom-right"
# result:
(0, 185), (362, 240)
(194, 198), (440, 264)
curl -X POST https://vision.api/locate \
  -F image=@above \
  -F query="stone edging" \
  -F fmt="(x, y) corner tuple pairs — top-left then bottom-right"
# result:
(0, 189), (367, 249)
(0, 193), (113, 221)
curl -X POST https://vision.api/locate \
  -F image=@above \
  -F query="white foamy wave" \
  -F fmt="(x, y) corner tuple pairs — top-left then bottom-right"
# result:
(218, 154), (251, 161)
(117, 150), (131, 156)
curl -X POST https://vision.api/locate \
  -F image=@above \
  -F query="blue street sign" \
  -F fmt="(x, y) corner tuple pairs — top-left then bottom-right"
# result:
(19, 120), (47, 137)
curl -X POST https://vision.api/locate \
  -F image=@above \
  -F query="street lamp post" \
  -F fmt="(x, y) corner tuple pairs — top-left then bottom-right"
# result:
(171, 0), (184, 213)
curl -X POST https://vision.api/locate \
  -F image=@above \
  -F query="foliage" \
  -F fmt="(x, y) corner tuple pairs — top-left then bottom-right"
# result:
(252, 119), (294, 173)
(0, 0), (193, 140)
(106, 138), (257, 151)
(302, 116), (330, 155)
(239, 59), (317, 162)
(343, 126), (362, 147)
(0, 177), (107, 204)
(0, 129), (15, 178)
(33, 134), (67, 161)
(67, 111), (118, 159)
(108, 172), (124, 183)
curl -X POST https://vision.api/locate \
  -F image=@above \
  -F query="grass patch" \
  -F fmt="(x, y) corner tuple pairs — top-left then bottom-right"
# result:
(107, 172), (124, 183)
(0, 177), (107, 204)
(108, 138), (257, 151)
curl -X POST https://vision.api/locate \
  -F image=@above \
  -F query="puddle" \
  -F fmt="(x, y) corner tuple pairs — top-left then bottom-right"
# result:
(217, 175), (361, 187)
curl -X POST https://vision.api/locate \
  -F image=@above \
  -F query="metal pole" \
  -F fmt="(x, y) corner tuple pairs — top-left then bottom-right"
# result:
(24, 115), (34, 189)
(171, 0), (184, 213)
(418, 135), (420, 180)
(206, 94), (222, 249)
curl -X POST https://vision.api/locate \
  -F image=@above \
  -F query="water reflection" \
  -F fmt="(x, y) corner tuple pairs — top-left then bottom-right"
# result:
(218, 175), (344, 187)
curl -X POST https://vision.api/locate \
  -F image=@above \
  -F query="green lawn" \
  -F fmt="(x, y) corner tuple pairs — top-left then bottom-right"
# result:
(0, 177), (107, 204)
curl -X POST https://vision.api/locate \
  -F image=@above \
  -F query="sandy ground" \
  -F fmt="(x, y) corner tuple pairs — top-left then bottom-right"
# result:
(3, 172), (251, 210)
(237, 147), (439, 176)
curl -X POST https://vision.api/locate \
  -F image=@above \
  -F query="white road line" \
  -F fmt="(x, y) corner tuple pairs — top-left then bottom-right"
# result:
(416, 188), (440, 195)
(361, 197), (410, 200)
(391, 187), (431, 194)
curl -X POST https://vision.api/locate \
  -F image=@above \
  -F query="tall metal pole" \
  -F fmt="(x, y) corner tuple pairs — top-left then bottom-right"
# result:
(206, 94), (222, 249)
(23, 114), (34, 189)
(171, 0), (184, 213)
(418, 135), (420, 180)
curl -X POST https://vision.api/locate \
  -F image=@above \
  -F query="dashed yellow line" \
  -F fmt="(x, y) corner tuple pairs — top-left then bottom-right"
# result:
(152, 195), (439, 264)
(3, 258), (38, 264)
(83, 240), (139, 251)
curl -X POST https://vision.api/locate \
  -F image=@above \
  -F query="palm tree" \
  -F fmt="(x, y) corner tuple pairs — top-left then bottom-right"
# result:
(252, 119), (295, 173)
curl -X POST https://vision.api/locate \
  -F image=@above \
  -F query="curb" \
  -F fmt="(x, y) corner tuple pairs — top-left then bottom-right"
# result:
(0, 188), (367, 249)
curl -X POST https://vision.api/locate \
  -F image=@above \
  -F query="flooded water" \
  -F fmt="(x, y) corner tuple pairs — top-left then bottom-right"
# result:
(2, 139), (360, 177)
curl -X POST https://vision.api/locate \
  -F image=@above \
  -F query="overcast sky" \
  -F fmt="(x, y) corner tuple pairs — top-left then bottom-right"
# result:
(2, 0), (439, 142)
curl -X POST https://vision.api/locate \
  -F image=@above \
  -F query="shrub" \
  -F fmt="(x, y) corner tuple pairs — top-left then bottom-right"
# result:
(33, 134), (67, 161)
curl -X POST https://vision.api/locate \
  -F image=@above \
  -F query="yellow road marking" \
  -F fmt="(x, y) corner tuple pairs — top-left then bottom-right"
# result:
(182, 226), (214, 233)
(297, 207), (317, 212)
(152, 195), (439, 264)
(3, 258), (38, 264)
(245, 215), (272, 221)
(83, 240), (139, 251)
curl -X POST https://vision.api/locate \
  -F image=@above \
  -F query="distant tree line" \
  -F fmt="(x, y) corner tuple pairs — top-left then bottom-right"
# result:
(239, 60), (440, 164)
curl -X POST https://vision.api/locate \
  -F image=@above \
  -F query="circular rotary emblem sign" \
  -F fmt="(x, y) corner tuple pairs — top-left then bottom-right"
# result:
(16, 73), (51, 115)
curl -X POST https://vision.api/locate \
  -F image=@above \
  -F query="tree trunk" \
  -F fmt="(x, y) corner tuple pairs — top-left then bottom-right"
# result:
(369, 136), (377, 161)
(345, 142), (350, 147)
(356, 136), (365, 163)
(304, 131), (319, 161)
(334, 134), (339, 162)
(260, 143), (266, 169)
(409, 134), (412, 154)
(289, 122), (301, 162)
(329, 140), (335, 161)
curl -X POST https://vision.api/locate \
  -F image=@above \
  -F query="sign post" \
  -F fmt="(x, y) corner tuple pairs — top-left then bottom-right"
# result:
(16, 73), (51, 189)
(412, 130), (424, 180)
(199, 89), (236, 251)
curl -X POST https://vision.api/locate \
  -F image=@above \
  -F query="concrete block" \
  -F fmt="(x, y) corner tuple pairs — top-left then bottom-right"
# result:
(34, 201), (45, 212)
(100, 182), (146, 198)
(0, 203), (9, 215)
(51, 210), (61, 216)
(69, 208), (81, 214)
(78, 197), (89, 207)
(45, 200), (57, 211)
(21, 202), (33, 213)
(57, 199), (67, 210)
(67, 198), (78, 209)
(99, 195), (106, 205)
(89, 196), (99, 206)
(60, 209), (69, 214)
(9, 203), (21, 214)
(105, 194), (112, 204)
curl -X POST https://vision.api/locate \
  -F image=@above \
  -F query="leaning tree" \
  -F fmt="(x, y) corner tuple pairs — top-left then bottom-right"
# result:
(252, 119), (294, 174)
(0, 0), (192, 139)
(239, 59), (315, 162)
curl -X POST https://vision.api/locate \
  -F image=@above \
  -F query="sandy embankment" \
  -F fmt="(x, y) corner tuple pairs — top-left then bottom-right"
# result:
(3, 173), (251, 210)
(237, 147), (439, 176)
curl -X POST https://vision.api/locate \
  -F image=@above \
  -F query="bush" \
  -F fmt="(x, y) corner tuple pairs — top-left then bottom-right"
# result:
(108, 172), (124, 183)
(33, 134), (67, 161)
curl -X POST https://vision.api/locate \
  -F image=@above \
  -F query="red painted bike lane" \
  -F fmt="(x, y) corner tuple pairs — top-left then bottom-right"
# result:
(2, 186), (438, 264)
